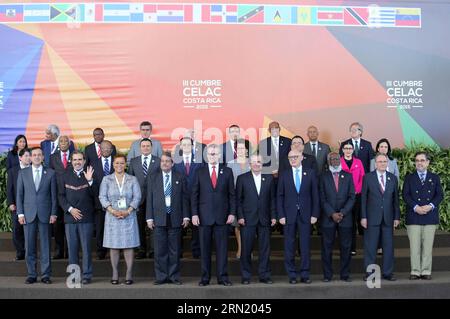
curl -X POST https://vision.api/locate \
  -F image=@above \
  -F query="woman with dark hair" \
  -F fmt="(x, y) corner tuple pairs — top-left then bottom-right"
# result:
(6, 135), (28, 170)
(370, 138), (399, 179)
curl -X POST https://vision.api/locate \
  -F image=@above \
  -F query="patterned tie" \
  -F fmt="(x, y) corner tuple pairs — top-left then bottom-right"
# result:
(97, 145), (101, 158)
(233, 141), (237, 159)
(164, 173), (172, 214)
(50, 142), (55, 154)
(62, 152), (68, 169)
(211, 165), (217, 188)
(142, 156), (148, 177)
(354, 140), (359, 157)
(333, 172), (339, 192)
(273, 138), (279, 157)
(103, 158), (109, 176)
(380, 174), (385, 194)
(185, 157), (190, 176)
(34, 169), (41, 191)
(419, 172), (425, 184)
(295, 168), (301, 193)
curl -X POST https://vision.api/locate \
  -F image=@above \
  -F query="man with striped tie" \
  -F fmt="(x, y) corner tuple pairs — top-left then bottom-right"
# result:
(128, 138), (160, 259)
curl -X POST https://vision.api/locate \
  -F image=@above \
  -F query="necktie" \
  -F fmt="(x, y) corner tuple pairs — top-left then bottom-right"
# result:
(211, 165), (217, 188)
(51, 142), (55, 154)
(34, 169), (41, 191)
(233, 141), (237, 159)
(164, 174), (172, 214)
(312, 143), (317, 157)
(354, 140), (359, 157)
(380, 174), (385, 194)
(273, 138), (279, 157)
(333, 172), (339, 192)
(185, 157), (190, 176)
(62, 152), (68, 169)
(97, 145), (101, 158)
(419, 172), (425, 183)
(295, 168), (301, 193)
(103, 158), (109, 176)
(142, 156), (148, 177)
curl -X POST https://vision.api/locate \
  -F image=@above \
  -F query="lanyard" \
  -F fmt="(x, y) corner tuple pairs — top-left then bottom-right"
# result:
(115, 174), (126, 197)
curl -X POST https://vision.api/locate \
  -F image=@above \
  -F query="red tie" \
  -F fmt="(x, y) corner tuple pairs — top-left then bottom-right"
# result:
(233, 141), (237, 159)
(211, 165), (217, 188)
(97, 145), (101, 158)
(333, 172), (339, 192)
(63, 152), (68, 169)
(185, 158), (190, 176)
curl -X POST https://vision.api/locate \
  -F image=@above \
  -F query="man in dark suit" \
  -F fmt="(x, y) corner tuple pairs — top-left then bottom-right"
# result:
(278, 149), (319, 284)
(85, 128), (117, 168)
(279, 135), (318, 174)
(90, 140), (114, 259)
(40, 124), (75, 168)
(403, 151), (444, 280)
(146, 152), (190, 285)
(236, 154), (276, 284)
(173, 128), (206, 164)
(258, 121), (291, 177)
(304, 125), (331, 176)
(128, 138), (160, 259)
(319, 152), (355, 282)
(340, 122), (374, 173)
(173, 136), (203, 258)
(6, 148), (31, 260)
(191, 144), (236, 286)
(221, 125), (251, 164)
(49, 135), (72, 259)
(57, 151), (96, 284)
(361, 153), (400, 281)
(16, 147), (58, 284)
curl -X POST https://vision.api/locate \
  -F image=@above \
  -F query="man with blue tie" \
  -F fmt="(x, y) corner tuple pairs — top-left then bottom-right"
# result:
(278, 149), (320, 284)
(191, 144), (236, 286)
(91, 140), (114, 259)
(403, 151), (443, 280)
(361, 153), (400, 281)
(146, 152), (190, 285)
(16, 147), (58, 284)
(236, 154), (277, 284)
(173, 136), (203, 258)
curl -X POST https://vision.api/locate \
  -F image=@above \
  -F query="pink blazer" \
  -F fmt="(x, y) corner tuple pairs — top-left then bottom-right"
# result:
(340, 157), (365, 194)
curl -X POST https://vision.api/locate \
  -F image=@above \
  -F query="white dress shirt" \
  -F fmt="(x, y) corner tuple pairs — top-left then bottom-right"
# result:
(208, 163), (219, 177)
(141, 154), (152, 167)
(271, 136), (279, 155)
(101, 156), (112, 172)
(377, 170), (386, 190)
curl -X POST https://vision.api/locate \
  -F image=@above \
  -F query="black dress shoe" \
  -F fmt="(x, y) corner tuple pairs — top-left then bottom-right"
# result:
(218, 280), (232, 286)
(421, 275), (432, 280)
(300, 278), (312, 284)
(289, 279), (297, 284)
(170, 279), (182, 285)
(41, 277), (52, 284)
(111, 279), (119, 285)
(409, 274), (420, 280)
(383, 275), (397, 281)
(82, 278), (92, 285)
(198, 280), (209, 286)
(241, 279), (250, 285)
(148, 252), (154, 259)
(351, 251), (357, 256)
(322, 278), (331, 283)
(15, 255), (25, 261)
(135, 252), (146, 259)
(154, 280), (167, 285)
(52, 254), (64, 260)
(341, 277), (352, 282)
(125, 280), (133, 285)
(25, 277), (37, 284)
(259, 278), (273, 284)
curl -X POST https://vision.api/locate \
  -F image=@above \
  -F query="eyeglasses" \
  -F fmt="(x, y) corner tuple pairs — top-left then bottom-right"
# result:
(415, 159), (427, 163)
(343, 147), (353, 150)
(288, 156), (300, 160)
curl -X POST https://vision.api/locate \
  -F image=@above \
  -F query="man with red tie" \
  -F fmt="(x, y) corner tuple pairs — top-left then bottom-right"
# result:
(191, 144), (236, 286)
(85, 128), (117, 168)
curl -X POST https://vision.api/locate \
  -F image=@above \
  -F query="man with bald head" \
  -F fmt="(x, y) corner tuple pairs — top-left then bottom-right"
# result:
(277, 149), (319, 284)
(304, 126), (331, 176)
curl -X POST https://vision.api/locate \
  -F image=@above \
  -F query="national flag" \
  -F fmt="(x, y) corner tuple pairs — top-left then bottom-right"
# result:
(50, 4), (78, 22)
(143, 4), (157, 22)
(0, 4), (23, 22)
(202, 4), (238, 23)
(296, 7), (318, 25)
(395, 8), (420, 27)
(130, 3), (144, 22)
(103, 3), (130, 22)
(24, 4), (50, 22)
(264, 6), (292, 24)
(238, 5), (264, 23)
(368, 7), (396, 27)
(157, 4), (184, 23)
(317, 7), (344, 25)
(344, 7), (368, 26)
(188, 4), (202, 23)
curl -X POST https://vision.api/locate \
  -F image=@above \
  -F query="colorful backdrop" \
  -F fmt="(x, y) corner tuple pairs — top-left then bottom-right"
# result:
(0, 0), (449, 153)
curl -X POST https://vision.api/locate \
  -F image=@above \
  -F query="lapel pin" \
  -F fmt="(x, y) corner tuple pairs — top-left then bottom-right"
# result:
(319, 147), (322, 151)
(220, 170), (223, 174)
(176, 181), (179, 184)
(341, 175), (344, 178)
(303, 172), (307, 176)
(429, 179), (432, 182)
(151, 159), (155, 163)
(262, 177), (265, 181)
(387, 177), (391, 181)
(44, 171), (47, 174)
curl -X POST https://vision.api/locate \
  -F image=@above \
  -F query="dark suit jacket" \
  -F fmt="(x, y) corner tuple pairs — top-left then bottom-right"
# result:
(91, 156), (114, 209)
(236, 172), (276, 226)
(50, 151), (73, 176)
(221, 140), (251, 164)
(174, 142), (206, 164)
(57, 169), (96, 224)
(6, 151), (19, 171)
(16, 166), (58, 223)
(128, 155), (160, 205)
(6, 165), (20, 206)
(40, 139), (75, 168)
(277, 166), (320, 225)
(319, 170), (355, 228)
(173, 160), (203, 192)
(258, 136), (291, 173)
(402, 171), (443, 225)
(146, 170), (189, 227)
(279, 153), (318, 175)
(85, 142), (117, 168)
(340, 138), (374, 173)
(361, 171), (400, 226)
(304, 141), (331, 175)
(191, 165), (236, 225)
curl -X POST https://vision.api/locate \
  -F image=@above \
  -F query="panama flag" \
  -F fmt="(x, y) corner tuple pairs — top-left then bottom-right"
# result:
(157, 4), (184, 23)
(0, 4), (24, 22)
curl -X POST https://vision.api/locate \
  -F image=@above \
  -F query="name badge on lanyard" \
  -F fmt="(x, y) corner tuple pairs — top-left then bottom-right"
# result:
(115, 175), (127, 210)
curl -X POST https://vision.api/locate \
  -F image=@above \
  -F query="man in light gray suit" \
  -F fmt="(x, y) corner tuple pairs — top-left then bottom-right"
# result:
(304, 125), (331, 176)
(16, 147), (58, 284)
(128, 138), (161, 259)
(127, 121), (163, 163)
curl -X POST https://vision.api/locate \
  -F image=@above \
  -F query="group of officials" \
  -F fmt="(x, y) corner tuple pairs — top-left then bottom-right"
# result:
(5, 121), (443, 286)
